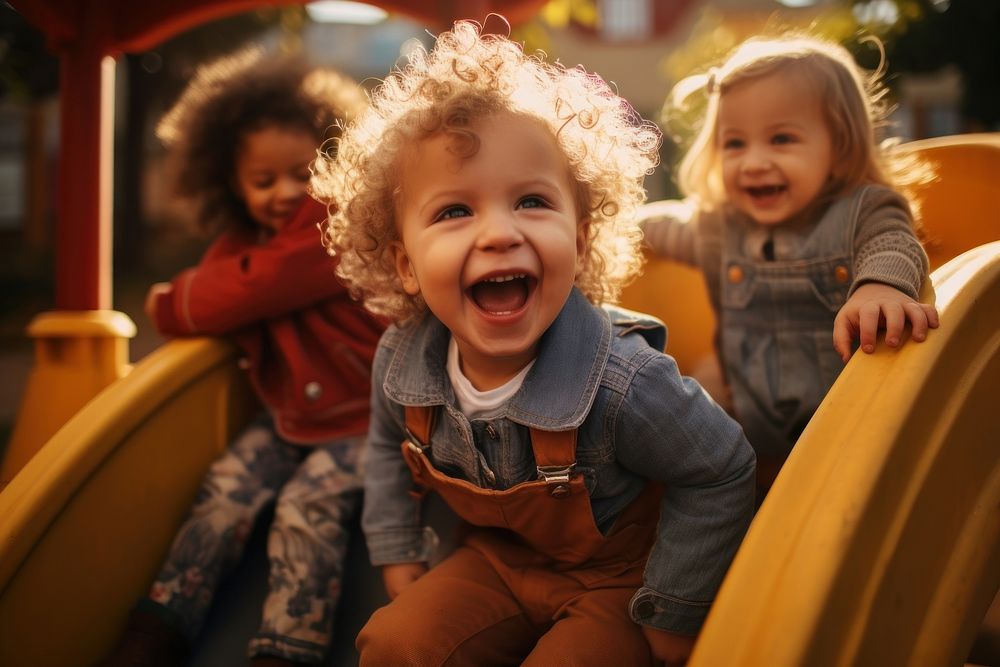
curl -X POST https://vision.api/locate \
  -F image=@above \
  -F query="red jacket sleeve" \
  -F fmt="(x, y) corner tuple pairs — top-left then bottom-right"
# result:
(151, 198), (347, 336)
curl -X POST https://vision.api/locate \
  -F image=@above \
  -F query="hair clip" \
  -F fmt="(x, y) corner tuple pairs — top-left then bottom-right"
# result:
(706, 67), (719, 95)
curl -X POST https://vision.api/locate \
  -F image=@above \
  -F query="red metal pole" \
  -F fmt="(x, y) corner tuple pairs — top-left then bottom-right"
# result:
(54, 24), (114, 310)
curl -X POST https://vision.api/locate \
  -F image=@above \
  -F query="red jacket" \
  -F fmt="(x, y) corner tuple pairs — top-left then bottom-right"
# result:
(150, 197), (386, 444)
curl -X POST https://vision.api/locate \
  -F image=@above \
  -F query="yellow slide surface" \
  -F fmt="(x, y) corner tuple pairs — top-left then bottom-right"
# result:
(0, 338), (258, 667)
(692, 242), (1000, 666)
(904, 133), (1000, 270)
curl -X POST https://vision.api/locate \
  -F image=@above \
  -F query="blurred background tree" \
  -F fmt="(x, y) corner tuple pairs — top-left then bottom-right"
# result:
(877, 0), (1000, 131)
(0, 6), (57, 100)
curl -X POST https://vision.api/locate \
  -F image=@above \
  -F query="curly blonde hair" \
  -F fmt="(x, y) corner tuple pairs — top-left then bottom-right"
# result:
(312, 20), (660, 323)
(668, 33), (933, 215)
(158, 46), (367, 236)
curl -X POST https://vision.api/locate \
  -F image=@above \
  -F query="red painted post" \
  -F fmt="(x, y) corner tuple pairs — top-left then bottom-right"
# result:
(53, 20), (114, 310)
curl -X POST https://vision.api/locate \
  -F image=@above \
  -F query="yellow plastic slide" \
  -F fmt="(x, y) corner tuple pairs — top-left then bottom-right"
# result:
(0, 338), (258, 667)
(691, 241), (1000, 666)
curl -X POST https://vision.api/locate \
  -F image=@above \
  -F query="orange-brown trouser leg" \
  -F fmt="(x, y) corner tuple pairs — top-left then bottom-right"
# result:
(356, 546), (539, 667)
(522, 587), (654, 667)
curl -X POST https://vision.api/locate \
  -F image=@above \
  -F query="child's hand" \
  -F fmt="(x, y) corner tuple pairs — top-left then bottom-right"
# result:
(144, 282), (173, 323)
(833, 282), (939, 363)
(641, 626), (696, 666)
(382, 562), (428, 600)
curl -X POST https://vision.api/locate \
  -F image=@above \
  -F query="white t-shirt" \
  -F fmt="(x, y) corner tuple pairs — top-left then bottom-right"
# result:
(447, 337), (534, 420)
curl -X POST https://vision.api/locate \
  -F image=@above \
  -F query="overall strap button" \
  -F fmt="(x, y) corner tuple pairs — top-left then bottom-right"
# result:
(550, 484), (570, 498)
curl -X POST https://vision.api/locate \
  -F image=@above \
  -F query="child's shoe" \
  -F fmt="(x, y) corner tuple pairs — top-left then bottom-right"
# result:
(95, 607), (189, 667)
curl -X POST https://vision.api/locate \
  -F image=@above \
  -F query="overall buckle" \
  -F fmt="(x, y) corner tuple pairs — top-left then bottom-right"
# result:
(536, 464), (574, 483)
(537, 464), (575, 498)
(405, 428), (428, 454)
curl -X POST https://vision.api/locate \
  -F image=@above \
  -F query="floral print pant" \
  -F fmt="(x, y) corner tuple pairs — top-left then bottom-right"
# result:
(148, 416), (364, 664)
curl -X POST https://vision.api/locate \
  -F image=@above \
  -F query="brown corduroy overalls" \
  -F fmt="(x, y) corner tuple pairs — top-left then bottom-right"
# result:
(356, 405), (662, 666)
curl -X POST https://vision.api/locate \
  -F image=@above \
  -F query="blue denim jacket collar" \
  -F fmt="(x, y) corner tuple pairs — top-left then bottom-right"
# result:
(383, 288), (611, 430)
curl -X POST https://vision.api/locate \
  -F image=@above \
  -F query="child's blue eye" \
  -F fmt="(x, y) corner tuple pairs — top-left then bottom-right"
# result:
(517, 195), (548, 210)
(435, 205), (472, 222)
(722, 138), (744, 150)
(772, 133), (795, 145)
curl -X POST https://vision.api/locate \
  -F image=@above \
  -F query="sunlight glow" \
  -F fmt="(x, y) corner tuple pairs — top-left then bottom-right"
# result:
(852, 0), (901, 26)
(305, 1), (388, 25)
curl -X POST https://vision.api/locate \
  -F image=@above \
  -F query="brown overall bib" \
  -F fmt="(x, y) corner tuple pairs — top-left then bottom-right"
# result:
(356, 406), (662, 666)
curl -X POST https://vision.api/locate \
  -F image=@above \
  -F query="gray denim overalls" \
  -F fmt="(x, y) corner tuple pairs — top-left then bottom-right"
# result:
(716, 194), (862, 461)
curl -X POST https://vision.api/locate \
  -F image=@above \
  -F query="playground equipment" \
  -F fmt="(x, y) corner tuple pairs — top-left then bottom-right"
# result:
(0, 339), (258, 666)
(693, 240), (1000, 666)
(1, 0), (998, 662)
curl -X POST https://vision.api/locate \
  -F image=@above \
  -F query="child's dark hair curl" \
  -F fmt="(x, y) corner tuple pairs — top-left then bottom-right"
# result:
(157, 47), (367, 235)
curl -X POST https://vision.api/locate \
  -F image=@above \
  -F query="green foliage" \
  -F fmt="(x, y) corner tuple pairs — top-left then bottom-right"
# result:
(0, 4), (58, 101)
(831, 0), (999, 128)
(881, 0), (1000, 128)
(539, 0), (598, 29)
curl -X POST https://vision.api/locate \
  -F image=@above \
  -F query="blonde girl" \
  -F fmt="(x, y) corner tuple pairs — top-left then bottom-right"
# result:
(639, 33), (939, 492)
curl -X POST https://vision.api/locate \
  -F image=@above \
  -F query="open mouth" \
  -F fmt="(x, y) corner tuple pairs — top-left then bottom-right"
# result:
(745, 184), (787, 200)
(468, 273), (536, 315)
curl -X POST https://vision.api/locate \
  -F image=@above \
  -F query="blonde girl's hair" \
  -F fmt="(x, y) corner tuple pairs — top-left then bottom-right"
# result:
(670, 33), (932, 213)
(311, 19), (661, 323)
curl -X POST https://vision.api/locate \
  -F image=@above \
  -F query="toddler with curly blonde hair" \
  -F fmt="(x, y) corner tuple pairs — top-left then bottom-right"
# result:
(313, 20), (755, 665)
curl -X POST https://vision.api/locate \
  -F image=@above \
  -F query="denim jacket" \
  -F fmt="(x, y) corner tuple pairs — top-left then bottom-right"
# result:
(362, 288), (756, 634)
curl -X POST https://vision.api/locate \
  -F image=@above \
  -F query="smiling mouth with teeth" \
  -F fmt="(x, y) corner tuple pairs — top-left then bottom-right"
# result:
(469, 273), (536, 315)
